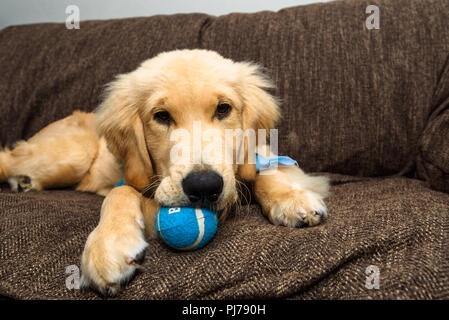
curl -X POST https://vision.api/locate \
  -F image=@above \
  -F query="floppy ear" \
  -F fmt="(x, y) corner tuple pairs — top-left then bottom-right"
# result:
(235, 63), (280, 181)
(96, 74), (153, 191)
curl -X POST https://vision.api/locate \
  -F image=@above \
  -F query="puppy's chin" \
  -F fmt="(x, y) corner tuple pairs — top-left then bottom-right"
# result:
(155, 194), (236, 212)
(154, 188), (237, 218)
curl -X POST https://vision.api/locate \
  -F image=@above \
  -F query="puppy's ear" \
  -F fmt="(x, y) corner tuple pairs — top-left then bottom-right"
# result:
(96, 74), (153, 191)
(235, 63), (280, 181)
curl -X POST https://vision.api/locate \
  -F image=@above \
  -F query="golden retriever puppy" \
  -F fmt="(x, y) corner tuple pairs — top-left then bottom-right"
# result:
(0, 49), (329, 296)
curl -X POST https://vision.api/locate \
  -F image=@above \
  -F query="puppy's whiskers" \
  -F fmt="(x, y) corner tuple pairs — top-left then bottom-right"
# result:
(235, 179), (251, 216)
(141, 174), (163, 198)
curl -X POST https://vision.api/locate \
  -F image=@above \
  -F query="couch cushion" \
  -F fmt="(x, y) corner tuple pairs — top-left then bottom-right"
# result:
(1, 175), (448, 299)
(0, 13), (211, 146)
(1, 0), (449, 177)
(416, 55), (449, 193)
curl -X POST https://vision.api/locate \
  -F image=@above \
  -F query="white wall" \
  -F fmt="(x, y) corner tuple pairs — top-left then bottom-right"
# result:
(0, 0), (335, 29)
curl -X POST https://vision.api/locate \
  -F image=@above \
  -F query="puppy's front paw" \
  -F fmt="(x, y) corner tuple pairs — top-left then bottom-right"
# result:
(80, 221), (148, 296)
(269, 190), (328, 228)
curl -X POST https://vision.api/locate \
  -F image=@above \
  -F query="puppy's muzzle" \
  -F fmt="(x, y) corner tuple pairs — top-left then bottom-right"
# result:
(181, 170), (223, 205)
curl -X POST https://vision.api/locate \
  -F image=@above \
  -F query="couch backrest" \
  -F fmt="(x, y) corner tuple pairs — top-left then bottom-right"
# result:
(1, 0), (448, 177)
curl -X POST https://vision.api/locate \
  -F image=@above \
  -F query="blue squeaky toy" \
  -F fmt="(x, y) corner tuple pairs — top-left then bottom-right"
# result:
(155, 206), (218, 251)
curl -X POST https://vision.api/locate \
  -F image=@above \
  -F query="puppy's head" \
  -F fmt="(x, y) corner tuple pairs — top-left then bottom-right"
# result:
(97, 49), (279, 214)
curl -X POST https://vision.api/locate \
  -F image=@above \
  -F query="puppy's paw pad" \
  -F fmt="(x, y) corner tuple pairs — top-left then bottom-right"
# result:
(9, 175), (34, 192)
(17, 175), (33, 192)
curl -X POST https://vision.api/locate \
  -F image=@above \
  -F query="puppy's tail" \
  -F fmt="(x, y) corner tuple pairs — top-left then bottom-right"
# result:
(0, 145), (10, 181)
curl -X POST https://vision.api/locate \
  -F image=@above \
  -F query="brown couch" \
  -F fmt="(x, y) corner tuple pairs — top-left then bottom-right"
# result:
(1, 0), (448, 299)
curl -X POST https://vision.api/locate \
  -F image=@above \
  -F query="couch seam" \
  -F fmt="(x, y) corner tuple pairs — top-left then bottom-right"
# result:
(197, 16), (214, 49)
(399, 52), (449, 178)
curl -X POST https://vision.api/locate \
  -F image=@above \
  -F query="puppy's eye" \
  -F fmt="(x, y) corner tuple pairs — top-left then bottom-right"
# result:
(215, 103), (232, 120)
(154, 111), (172, 125)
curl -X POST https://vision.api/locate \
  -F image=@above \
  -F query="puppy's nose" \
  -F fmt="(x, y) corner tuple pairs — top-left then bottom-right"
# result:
(182, 171), (223, 204)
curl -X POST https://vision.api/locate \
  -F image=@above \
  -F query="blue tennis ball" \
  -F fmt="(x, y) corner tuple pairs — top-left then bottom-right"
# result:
(155, 207), (218, 251)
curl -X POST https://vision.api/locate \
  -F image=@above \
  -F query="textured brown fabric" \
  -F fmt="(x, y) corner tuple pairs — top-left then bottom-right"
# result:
(1, 175), (448, 299)
(416, 54), (449, 193)
(1, 0), (449, 300)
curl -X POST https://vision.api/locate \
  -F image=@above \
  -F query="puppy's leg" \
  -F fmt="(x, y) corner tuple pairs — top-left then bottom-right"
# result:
(254, 165), (330, 227)
(0, 146), (44, 191)
(80, 186), (159, 296)
(0, 111), (99, 192)
(76, 137), (123, 197)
